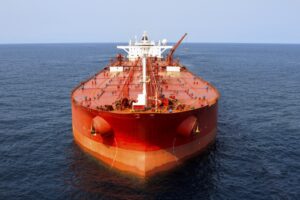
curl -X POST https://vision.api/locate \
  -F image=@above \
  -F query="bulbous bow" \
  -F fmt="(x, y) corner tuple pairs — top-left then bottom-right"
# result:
(91, 116), (113, 136)
(176, 116), (198, 137)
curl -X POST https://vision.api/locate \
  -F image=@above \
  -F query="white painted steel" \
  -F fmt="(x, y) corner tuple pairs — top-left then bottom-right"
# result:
(132, 57), (147, 107)
(110, 66), (123, 72)
(118, 32), (172, 61)
(166, 66), (181, 72)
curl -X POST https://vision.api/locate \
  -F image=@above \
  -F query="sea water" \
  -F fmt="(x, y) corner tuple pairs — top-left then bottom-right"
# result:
(0, 43), (299, 199)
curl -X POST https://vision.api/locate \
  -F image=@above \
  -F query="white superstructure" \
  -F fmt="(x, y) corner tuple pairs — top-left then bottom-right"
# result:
(118, 32), (176, 109)
(117, 31), (172, 61)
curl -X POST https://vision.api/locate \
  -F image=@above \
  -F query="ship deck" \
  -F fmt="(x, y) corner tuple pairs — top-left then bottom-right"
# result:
(72, 59), (219, 113)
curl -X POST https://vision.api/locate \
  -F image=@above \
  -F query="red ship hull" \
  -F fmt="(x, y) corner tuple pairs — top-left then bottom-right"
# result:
(72, 100), (218, 177)
(71, 33), (220, 177)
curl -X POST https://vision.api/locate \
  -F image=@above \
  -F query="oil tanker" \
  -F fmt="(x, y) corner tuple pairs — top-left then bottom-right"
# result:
(71, 32), (220, 177)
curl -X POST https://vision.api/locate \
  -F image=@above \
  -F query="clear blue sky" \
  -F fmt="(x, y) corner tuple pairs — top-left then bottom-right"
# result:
(0, 0), (299, 44)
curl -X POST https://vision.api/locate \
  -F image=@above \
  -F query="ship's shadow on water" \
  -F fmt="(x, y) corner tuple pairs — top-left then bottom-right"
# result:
(63, 138), (221, 200)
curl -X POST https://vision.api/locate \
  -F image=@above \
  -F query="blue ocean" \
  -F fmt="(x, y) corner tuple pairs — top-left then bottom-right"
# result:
(0, 43), (299, 199)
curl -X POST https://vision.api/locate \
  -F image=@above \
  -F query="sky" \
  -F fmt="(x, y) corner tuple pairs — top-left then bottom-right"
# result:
(0, 0), (299, 44)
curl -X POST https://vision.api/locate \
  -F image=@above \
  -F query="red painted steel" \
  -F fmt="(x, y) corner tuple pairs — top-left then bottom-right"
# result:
(71, 42), (220, 177)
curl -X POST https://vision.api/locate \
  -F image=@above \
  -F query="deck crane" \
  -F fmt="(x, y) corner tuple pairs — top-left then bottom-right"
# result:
(166, 33), (187, 65)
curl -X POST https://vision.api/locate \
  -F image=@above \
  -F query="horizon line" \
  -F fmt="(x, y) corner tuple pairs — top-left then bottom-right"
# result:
(0, 41), (300, 45)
